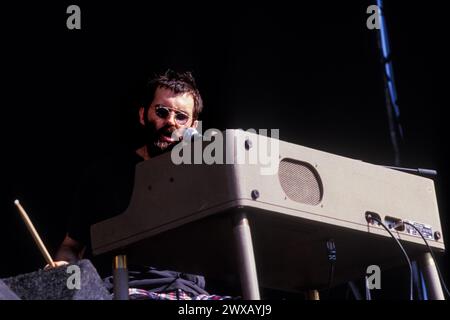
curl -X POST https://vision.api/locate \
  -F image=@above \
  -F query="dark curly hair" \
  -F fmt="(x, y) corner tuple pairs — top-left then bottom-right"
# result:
(141, 69), (203, 121)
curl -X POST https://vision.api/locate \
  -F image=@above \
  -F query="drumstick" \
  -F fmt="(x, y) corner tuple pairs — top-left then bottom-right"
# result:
(14, 199), (56, 268)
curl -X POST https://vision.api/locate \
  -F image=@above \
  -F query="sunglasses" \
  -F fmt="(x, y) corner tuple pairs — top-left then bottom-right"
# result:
(154, 104), (190, 125)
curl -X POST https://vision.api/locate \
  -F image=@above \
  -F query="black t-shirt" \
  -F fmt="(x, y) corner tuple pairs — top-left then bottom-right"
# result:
(67, 148), (143, 276)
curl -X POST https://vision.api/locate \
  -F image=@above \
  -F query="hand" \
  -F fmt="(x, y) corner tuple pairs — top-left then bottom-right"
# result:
(44, 260), (69, 270)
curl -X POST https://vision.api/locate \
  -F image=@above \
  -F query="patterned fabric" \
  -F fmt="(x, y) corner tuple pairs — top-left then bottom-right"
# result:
(125, 288), (234, 300)
(103, 266), (210, 297)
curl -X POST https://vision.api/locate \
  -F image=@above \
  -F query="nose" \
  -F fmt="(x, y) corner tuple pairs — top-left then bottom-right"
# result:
(164, 111), (178, 127)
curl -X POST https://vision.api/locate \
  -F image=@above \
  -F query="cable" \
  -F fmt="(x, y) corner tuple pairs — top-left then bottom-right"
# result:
(326, 239), (336, 292)
(366, 214), (414, 300)
(347, 281), (363, 300)
(402, 221), (450, 298)
(319, 239), (336, 299)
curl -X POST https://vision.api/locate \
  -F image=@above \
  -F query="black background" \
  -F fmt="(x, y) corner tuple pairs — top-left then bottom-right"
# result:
(1, 1), (447, 298)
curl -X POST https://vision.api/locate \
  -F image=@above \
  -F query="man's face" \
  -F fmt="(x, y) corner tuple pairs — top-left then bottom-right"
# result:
(139, 86), (198, 157)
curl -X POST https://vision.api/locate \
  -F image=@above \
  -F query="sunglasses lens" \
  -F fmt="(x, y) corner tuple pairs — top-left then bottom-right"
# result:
(175, 113), (189, 124)
(155, 106), (170, 119)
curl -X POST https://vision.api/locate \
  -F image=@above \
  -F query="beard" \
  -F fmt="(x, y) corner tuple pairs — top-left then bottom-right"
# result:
(143, 120), (182, 158)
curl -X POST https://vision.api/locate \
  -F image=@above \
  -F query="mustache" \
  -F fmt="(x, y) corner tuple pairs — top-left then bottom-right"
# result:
(156, 126), (186, 141)
(143, 121), (186, 143)
(158, 126), (175, 137)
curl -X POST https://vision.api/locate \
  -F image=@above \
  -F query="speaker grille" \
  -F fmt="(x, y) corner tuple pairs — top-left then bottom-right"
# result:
(278, 158), (323, 205)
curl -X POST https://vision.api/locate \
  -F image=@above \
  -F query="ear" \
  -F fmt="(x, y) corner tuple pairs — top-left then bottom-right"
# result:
(192, 120), (199, 129)
(139, 107), (145, 126)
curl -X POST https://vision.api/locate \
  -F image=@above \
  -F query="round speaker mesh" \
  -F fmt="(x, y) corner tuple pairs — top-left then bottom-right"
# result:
(278, 158), (323, 205)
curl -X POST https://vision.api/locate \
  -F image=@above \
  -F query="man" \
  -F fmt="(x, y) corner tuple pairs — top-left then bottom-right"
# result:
(49, 70), (235, 299)
(51, 70), (202, 273)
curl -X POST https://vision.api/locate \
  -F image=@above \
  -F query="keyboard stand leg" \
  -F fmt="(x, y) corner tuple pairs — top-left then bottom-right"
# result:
(113, 254), (129, 300)
(306, 290), (320, 300)
(232, 211), (260, 300)
(418, 252), (445, 300)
